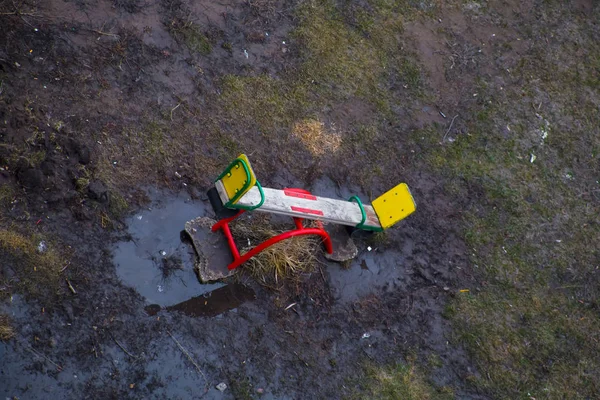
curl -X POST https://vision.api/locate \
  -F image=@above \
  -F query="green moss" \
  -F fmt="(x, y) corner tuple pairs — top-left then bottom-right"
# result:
(108, 191), (129, 218)
(75, 177), (90, 192)
(171, 21), (212, 55)
(0, 185), (15, 207)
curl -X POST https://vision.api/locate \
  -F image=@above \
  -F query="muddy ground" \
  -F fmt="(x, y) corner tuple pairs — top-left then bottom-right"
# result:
(1, 0), (599, 399)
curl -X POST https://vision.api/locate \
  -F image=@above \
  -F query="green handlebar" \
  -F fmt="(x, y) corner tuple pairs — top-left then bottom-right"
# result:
(232, 181), (265, 211)
(348, 195), (367, 229)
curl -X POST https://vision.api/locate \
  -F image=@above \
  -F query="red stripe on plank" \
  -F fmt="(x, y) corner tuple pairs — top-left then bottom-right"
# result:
(290, 206), (324, 216)
(283, 189), (317, 200)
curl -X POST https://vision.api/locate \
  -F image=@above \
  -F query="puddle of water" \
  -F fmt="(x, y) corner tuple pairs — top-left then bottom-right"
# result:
(113, 190), (223, 307)
(328, 246), (411, 303)
(145, 283), (255, 317)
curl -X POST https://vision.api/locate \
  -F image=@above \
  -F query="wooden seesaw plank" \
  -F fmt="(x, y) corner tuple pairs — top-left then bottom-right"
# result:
(216, 181), (382, 230)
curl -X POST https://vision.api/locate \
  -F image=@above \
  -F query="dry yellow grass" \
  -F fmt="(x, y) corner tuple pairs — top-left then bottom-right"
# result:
(0, 229), (64, 297)
(291, 119), (342, 157)
(0, 315), (15, 341)
(230, 217), (319, 288)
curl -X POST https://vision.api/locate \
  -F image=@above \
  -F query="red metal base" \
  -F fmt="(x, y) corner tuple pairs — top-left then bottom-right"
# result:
(211, 189), (334, 271)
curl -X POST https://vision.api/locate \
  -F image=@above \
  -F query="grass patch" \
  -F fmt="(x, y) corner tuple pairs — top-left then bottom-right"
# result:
(291, 119), (342, 157)
(0, 229), (65, 298)
(361, 357), (453, 400)
(230, 216), (319, 289)
(0, 314), (15, 341)
(219, 75), (308, 134)
(218, 0), (422, 128)
(413, 8), (600, 396)
(170, 19), (212, 55)
(0, 184), (16, 207)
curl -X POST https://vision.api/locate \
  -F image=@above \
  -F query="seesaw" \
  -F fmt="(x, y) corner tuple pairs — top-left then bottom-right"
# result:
(185, 154), (416, 282)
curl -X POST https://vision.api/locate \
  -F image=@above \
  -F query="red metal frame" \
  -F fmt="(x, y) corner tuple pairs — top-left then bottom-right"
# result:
(211, 188), (334, 271)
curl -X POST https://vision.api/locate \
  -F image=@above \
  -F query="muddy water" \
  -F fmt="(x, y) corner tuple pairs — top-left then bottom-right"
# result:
(112, 190), (225, 307)
(328, 246), (411, 302)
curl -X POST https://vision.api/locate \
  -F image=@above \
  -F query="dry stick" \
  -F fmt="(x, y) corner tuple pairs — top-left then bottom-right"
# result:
(92, 29), (119, 38)
(170, 103), (181, 121)
(66, 278), (77, 295)
(110, 334), (137, 359)
(25, 345), (63, 371)
(167, 330), (207, 384)
(443, 114), (459, 141)
(0, 11), (35, 15)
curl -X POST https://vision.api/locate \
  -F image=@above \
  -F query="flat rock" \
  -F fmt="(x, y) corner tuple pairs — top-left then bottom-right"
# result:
(184, 217), (237, 282)
(323, 223), (358, 262)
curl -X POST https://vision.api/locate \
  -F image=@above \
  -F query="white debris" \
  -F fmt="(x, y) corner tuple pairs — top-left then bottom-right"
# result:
(157, 285), (164, 293)
(243, 49), (249, 59)
(136, 215), (143, 220)
(174, 171), (182, 178)
(367, 246), (372, 252)
(361, 333), (371, 339)
(37, 241), (47, 253)
(530, 154), (536, 163)
(216, 382), (227, 392)
(160, 250), (167, 256)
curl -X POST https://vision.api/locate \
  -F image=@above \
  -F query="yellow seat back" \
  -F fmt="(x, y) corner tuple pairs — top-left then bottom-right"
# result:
(372, 183), (416, 229)
(218, 154), (257, 205)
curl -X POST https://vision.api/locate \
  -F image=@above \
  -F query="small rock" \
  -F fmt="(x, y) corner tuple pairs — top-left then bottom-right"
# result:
(443, 286), (449, 291)
(216, 382), (227, 392)
(87, 180), (108, 202)
(17, 168), (46, 190)
(77, 145), (91, 165)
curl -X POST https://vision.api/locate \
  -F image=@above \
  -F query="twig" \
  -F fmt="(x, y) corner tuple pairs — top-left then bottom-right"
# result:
(60, 262), (71, 272)
(443, 114), (459, 141)
(293, 351), (310, 367)
(110, 333), (137, 359)
(66, 278), (77, 294)
(167, 330), (207, 383)
(0, 11), (37, 16)
(92, 29), (119, 38)
(65, 278), (77, 294)
(170, 103), (181, 121)
(25, 345), (63, 371)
